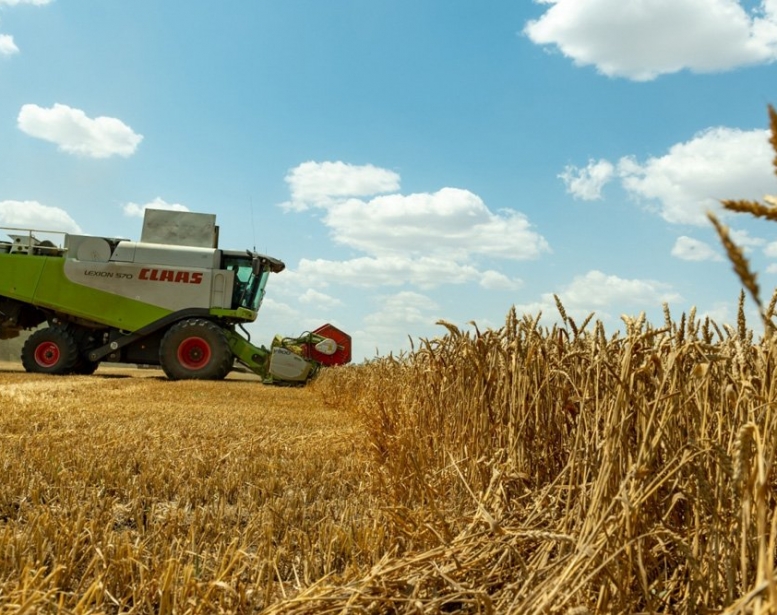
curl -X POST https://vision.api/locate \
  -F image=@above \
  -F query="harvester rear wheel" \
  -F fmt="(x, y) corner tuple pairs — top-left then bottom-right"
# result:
(159, 319), (232, 381)
(21, 327), (80, 375)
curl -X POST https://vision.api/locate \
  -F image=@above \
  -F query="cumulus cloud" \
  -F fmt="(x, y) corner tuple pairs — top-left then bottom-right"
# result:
(559, 159), (615, 200)
(480, 270), (523, 291)
(357, 291), (441, 357)
(297, 288), (343, 309)
(563, 127), (774, 225)
(515, 270), (682, 325)
(284, 161), (549, 259)
(0, 200), (81, 233)
(17, 103), (143, 158)
(671, 236), (723, 261)
(324, 188), (549, 260)
(562, 270), (681, 308)
(525, 0), (777, 80)
(618, 128), (774, 224)
(122, 198), (189, 218)
(730, 229), (766, 251)
(0, 0), (52, 5)
(363, 291), (439, 328)
(0, 0), (51, 55)
(294, 256), (487, 289)
(279, 160), (548, 292)
(763, 240), (777, 259)
(282, 161), (400, 211)
(0, 33), (18, 55)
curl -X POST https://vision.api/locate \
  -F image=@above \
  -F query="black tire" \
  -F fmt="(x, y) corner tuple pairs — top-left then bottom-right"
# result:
(73, 359), (100, 375)
(66, 324), (101, 375)
(21, 327), (80, 375)
(159, 319), (232, 381)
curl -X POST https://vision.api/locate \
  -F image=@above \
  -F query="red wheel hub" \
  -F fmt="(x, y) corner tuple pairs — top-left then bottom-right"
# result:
(177, 337), (211, 370)
(34, 342), (60, 368)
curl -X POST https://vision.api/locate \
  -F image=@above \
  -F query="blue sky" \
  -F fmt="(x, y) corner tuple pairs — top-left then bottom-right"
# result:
(1, 0), (776, 360)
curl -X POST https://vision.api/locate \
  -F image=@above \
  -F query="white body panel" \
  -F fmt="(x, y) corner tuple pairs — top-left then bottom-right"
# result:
(62, 233), (237, 312)
(63, 260), (235, 312)
(268, 348), (313, 382)
(110, 242), (220, 269)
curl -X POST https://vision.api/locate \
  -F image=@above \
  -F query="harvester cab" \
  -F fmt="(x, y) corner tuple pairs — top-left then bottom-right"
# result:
(0, 209), (351, 383)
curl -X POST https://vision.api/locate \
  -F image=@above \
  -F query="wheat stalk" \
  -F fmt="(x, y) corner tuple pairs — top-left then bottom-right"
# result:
(708, 212), (762, 313)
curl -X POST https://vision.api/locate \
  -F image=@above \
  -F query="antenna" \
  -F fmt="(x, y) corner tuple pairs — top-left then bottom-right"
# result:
(250, 196), (256, 252)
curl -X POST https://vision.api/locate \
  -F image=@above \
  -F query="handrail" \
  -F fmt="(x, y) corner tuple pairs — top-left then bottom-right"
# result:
(0, 225), (68, 237)
(0, 226), (69, 256)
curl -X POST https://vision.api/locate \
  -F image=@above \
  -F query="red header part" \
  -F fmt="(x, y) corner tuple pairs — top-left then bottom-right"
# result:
(308, 323), (352, 366)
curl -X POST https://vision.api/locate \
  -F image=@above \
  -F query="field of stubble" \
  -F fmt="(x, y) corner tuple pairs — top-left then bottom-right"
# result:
(0, 363), (378, 614)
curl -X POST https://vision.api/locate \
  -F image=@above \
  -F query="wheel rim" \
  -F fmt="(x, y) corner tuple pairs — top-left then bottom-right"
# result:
(177, 336), (212, 370)
(34, 342), (61, 368)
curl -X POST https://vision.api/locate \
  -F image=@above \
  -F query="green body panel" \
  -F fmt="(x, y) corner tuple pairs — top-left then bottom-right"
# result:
(0, 255), (47, 302)
(0, 254), (172, 331)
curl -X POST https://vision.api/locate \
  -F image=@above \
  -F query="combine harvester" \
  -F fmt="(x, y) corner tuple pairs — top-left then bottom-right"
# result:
(0, 209), (351, 383)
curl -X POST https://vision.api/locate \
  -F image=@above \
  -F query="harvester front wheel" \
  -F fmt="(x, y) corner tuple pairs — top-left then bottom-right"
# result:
(160, 319), (232, 381)
(21, 327), (80, 375)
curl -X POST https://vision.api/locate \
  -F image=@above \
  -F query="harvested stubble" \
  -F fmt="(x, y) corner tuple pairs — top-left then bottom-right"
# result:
(0, 369), (380, 613)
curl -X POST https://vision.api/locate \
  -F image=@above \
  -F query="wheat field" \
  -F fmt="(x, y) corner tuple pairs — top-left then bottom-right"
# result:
(2, 301), (777, 614)
(309, 300), (777, 614)
(2, 106), (777, 613)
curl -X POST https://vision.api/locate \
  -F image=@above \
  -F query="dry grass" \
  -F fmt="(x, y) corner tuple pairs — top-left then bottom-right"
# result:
(4, 310), (777, 613)
(0, 368), (380, 613)
(306, 305), (777, 614)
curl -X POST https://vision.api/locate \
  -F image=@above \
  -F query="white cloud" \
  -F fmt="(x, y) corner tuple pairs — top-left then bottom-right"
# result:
(0, 200), (81, 234)
(525, 0), (777, 81)
(298, 288), (343, 309)
(279, 160), (549, 294)
(356, 291), (441, 358)
(363, 291), (439, 327)
(566, 127), (774, 226)
(559, 159), (614, 200)
(123, 198), (189, 218)
(0, 33), (18, 55)
(696, 302), (732, 324)
(729, 228), (766, 250)
(516, 270), (681, 325)
(562, 270), (681, 308)
(480, 270), (523, 291)
(618, 128), (774, 225)
(0, 0), (52, 5)
(324, 188), (549, 260)
(671, 236), (723, 261)
(764, 240), (777, 258)
(283, 162), (549, 261)
(282, 161), (400, 211)
(0, 0), (51, 55)
(17, 103), (143, 158)
(294, 256), (486, 289)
